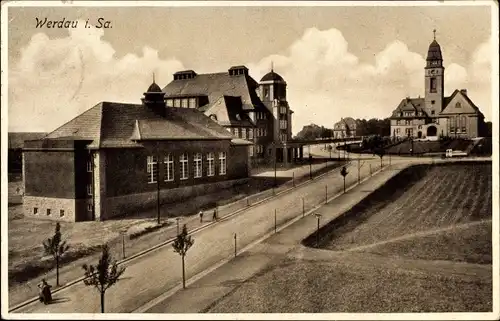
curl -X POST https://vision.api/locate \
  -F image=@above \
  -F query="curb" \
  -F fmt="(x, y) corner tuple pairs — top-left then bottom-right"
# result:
(8, 160), (351, 312)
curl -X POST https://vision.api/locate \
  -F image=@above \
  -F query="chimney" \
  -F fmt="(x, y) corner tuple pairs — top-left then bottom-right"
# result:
(460, 89), (467, 96)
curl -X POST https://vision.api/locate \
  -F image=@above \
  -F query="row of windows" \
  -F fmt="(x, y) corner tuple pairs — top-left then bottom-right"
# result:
(256, 128), (268, 137)
(449, 115), (467, 133)
(146, 152), (226, 184)
(279, 120), (288, 130)
(231, 127), (254, 140)
(279, 106), (287, 115)
(33, 207), (65, 217)
(232, 127), (268, 139)
(256, 112), (267, 120)
(165, 98), (197, 109)
(255, 145), (264, 154)
(279, 133), (288, 142)
(398, 111), (424, 118)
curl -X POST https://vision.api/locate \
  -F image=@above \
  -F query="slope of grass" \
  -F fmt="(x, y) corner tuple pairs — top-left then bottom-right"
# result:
(207, 162), (493, 313)
(207, 256), (492, 313)
(355, 220), (492, 264)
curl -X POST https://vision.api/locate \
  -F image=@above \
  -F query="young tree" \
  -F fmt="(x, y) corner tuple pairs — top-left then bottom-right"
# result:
(172, 224), (194, 289)
(340, 166), (349, 193)
(374, 147), (386, 168)
(82, 244), (126, 313)
(43, 222), (69, 286)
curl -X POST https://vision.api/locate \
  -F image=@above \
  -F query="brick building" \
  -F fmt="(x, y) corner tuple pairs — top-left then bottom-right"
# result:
(390, 32), (488, 140)
(162, 65), (302, 166)
(23, 81), (251, 222)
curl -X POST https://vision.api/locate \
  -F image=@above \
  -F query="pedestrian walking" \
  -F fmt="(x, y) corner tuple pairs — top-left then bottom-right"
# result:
(199, 210), (203, 223)
(212, 209), (217, 221)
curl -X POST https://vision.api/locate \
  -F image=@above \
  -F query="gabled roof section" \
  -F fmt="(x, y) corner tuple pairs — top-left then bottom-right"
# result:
(44, 101), (233, 149)
(440, 89), (482, 116)
(442, 89), (481, 112)
(163, 71), (262, 111)
(390, 97), (428, 118)
(45, 102), (104, 148)
(204, 96), (255, 127)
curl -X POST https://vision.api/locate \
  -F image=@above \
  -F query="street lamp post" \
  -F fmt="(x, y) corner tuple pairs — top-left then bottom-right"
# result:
(309, 154), (312, 180)
(315, 213), (322, 247)
(155, 144), (161, 225)
(273, 142), (277, 189)
(176, 217), (180, 235)
(234, 233), (237, 257)
(121, 230), (126, 259)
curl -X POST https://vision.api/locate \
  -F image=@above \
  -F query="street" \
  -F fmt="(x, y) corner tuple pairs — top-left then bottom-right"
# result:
(12, 155), (487, 313)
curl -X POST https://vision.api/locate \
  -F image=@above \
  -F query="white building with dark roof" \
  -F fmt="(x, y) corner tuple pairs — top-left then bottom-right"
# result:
(390, 33), (488, 140)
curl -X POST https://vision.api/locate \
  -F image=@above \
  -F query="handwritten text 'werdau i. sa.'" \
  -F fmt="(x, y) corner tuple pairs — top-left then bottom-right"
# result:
(35, 18), (112, 29)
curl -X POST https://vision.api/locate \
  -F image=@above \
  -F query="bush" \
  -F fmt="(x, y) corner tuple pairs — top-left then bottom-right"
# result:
(128, 222), (170, 240)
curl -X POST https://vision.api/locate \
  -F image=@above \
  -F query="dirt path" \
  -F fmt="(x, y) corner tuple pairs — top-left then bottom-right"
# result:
(344, 219), (491, 253)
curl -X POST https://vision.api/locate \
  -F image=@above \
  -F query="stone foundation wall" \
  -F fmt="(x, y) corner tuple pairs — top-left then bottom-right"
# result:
(104, 178), (249, 220)
(23, 196), (77, 222)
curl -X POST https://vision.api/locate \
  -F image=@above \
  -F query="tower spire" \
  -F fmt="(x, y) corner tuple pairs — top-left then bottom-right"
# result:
(433, 29), (436, 41)
(271, 61), (274, 72)
(153, 72), (155, 83)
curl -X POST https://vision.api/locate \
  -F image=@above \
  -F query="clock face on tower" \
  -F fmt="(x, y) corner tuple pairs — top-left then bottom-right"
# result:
(427, 69), (441, 76)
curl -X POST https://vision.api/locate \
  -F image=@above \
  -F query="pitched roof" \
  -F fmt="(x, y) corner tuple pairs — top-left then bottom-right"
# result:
(8, 132), (48, 149)
(46, 102), (233, 148)
(163, 72), (263, 111)
(204, 96), (255, 127)
(390, 97), (428, 118)
(442, 89), (481, 113)
(334, 117), (357, 130)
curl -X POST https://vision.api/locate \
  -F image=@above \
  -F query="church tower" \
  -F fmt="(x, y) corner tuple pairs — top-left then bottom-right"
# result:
(424, 30), (445, 117)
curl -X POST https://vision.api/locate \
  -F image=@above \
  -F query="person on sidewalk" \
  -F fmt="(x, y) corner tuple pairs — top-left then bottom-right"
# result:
(37, 279), (52, 305)
(212, 208), (217, 221)
(199, 210), (203, 223)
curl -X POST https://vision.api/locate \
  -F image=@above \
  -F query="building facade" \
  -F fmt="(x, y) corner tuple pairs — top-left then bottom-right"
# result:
(390, 34), (488, 140)
(23, 82), (251, 222)
(162, 65), (297, 165)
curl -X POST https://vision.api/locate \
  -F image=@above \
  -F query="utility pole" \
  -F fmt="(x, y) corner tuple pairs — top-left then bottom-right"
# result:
(234, 233), (237, 257)
(274, 209), (277, 233)
(156, 143), (161, 225)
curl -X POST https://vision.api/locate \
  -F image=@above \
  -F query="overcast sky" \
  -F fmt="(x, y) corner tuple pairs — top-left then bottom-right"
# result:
(5, 2), (497, 134)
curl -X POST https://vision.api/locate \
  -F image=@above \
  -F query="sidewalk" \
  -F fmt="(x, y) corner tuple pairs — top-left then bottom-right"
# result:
(142, 163), (408, 313)
(7, 157), (349, 308)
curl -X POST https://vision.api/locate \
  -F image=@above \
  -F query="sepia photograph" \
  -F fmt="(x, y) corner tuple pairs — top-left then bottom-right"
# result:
(1, 1), (499, 319)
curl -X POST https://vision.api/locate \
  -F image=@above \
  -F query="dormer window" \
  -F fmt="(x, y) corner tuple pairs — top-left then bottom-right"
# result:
(173, 70), (197, 80)
(228, 65), (249, 76)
